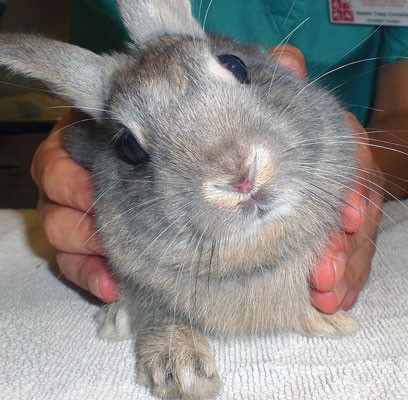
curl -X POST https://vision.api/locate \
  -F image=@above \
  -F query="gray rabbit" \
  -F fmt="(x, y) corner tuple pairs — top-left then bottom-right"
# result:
(0, 0), (359, 398)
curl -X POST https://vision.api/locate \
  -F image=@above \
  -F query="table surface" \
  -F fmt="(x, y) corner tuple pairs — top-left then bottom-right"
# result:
(1, 199), (408, 400)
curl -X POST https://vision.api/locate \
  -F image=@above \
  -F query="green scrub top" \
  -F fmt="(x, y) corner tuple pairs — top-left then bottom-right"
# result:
(70, 0), (408, 125)
(0, 0), (7, 26)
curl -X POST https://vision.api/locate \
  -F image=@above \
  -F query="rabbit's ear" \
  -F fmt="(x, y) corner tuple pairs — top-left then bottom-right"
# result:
(0, 34), (121, 118)
(116, 0), (206, 43)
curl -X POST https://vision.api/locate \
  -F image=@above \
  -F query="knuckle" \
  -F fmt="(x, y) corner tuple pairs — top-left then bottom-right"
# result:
(373, 204), (383, 224)
(268, 45), (306, 78)
(344, 111), (359, 126)
(42, 207), (63, 249)
(77, 215), (97, 249)
(274, 43), (304, 59)
(56, 252), (82, 288)
(286, 44), (305, 63)
(56, 252), (69, 277)
(30, 141), (47, 185)
(78, 260), (92, 290)
(36, 193), (47, 217)
(55, 253), (66, 276)
(362, 239), (377, 266)
(68, 180), (91, 212)
(40, 157), (62, 202)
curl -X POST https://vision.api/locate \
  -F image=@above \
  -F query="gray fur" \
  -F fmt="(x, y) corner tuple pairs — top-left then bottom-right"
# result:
(116, 0), (205, 43)
(0, 1), (358, 399)
(0, 34), (122, 118)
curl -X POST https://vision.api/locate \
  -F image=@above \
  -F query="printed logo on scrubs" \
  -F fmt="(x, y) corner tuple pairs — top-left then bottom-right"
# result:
(331, 0), (355, 21)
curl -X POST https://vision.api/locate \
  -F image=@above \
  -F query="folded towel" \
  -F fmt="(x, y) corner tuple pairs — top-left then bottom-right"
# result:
(1, 202), (407, 399)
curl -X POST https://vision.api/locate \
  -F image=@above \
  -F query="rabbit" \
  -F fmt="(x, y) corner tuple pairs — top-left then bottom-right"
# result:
(0, 0), (360, 398)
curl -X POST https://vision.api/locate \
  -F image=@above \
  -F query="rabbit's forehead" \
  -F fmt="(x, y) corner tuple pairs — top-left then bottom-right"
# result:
(115, 37), (239, 92)
(109, 48), (247, 128)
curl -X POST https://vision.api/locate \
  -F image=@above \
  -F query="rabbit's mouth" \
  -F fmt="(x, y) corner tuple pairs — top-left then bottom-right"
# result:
(244, 190), (271, 219)
(231, 182), (270, 216)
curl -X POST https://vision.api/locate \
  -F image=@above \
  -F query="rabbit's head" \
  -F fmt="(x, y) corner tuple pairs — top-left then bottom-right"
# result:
(0, 0), (354, 273)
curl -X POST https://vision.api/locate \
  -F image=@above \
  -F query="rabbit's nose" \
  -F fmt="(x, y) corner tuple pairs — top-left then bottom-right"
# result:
(232, 177), (252, 193)
(231, 159), (256, 194)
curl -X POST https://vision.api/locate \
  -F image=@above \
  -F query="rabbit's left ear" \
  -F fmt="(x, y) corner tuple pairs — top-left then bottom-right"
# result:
(0, 34), (122, 118)
(115, 0), (206, 44)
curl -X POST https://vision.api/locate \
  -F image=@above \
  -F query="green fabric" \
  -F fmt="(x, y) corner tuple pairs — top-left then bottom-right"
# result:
(70, 0), (408, 125)
(70, 0), (129, 53)
(0, 0), (7, 20)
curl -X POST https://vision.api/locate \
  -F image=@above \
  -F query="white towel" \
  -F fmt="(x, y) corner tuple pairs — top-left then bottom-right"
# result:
(1, 202), (407, 400)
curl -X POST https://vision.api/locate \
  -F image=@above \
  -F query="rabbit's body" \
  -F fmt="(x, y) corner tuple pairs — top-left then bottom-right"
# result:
(0, 1), (358, 398)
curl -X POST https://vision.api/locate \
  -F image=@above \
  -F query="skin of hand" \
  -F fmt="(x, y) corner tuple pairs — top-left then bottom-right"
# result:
(31, 44), (384, 311)
(309, 59), (408, 313)
(309, 112), (384, 313)
(31, 115), (118, 302)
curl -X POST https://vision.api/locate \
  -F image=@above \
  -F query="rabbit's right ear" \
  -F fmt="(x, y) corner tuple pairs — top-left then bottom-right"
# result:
(0, 34), (122, 119)
(116, 0), (206, 43)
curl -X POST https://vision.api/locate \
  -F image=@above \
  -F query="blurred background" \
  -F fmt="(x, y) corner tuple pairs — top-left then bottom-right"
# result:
(0, 0), (69, 208)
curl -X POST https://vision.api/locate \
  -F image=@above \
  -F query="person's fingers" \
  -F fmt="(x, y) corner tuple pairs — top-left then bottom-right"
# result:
(310, 235), (347, 292)
(268, 44), (307, 79)
(311, 277), (349, 314)
(338, 205), (379, 312)
(57, 252), (118, 303)
(341, 187), (364, 233)
(30, 113), (118, 303)
(38, 194), (104, 255)
(312, 212), (378, 313)
(31, 114), (94, 212)
(311, 113), (384, 314)
(340, 252), (371, 312)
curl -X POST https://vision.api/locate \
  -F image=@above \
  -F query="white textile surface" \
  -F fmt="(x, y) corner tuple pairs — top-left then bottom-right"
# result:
(1, 202), (408, 400)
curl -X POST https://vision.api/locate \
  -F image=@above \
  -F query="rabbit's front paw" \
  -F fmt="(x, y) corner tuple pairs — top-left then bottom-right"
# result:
(98, 302), (131, 342)
(137, 325), (221, 399)
(300, 308), (360, 338)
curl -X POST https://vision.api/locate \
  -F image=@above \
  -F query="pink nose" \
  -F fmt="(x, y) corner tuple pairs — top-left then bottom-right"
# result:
(232, 159), (256, 194)
(232, 177), (252, 193)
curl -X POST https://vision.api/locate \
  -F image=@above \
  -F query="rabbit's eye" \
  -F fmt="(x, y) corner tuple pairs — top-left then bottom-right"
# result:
(217, 54), (250, 84)
(120, 128), (149, 164)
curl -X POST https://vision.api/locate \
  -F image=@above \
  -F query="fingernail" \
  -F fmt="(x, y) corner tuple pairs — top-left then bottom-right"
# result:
(342, 199), (362, 232)
(88, 270), (102, 299)
(341, 286), (358, 311)
(333, 277), (348, 305)
(333, 251), (347, 287)
(312, 249), (337, 291)
(99, 270), (119, 302)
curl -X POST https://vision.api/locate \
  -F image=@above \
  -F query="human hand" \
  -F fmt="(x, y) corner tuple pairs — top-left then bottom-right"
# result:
(31, 112), (119, 302)
(310, 112), (384, 313)
(269, 45), (384, 313)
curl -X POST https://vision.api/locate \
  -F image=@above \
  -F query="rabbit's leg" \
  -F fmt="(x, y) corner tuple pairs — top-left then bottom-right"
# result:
(136, 320), (222, 400)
